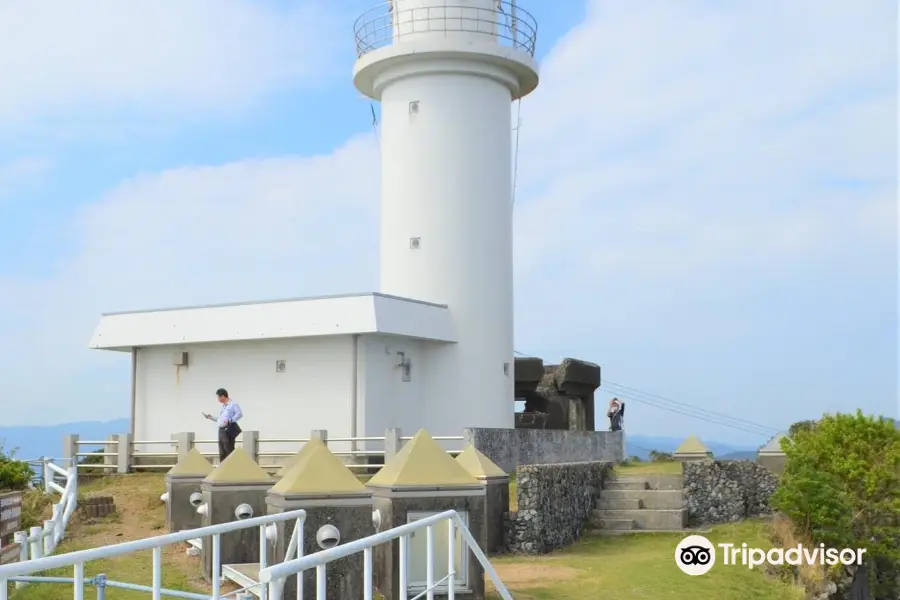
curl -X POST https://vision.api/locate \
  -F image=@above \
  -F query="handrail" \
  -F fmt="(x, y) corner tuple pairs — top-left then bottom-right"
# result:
(259, 509), (512, 600)
(0, 509), (307, 577)
(353, 0), (538, 58)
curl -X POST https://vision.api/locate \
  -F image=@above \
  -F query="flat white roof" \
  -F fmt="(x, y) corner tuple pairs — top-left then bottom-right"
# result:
(89, 292), (456, 351)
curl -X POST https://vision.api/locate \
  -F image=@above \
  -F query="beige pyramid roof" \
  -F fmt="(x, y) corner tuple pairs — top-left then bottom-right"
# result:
(279, 438), (326, 474)
(674, 435), (712, 455)
(168, 448), (214, 477)
(271, 443), (367, 495)
(368, 429), (480, 488)
(204, 448), (273, 484)
(759, 433), (788, 454)
(455, 445), (507, 479)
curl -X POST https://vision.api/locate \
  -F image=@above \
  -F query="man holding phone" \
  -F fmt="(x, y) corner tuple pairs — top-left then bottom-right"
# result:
(202, 388), (243, 462)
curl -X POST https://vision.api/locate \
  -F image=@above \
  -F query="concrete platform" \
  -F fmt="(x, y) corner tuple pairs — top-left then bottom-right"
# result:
(605, 474), (683, 490)
(598, 489), (684, 510)
(591, 508), (687, 530)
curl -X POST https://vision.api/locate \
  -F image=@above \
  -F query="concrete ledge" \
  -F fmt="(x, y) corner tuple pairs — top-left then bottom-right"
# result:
(465, 427), (624, 473)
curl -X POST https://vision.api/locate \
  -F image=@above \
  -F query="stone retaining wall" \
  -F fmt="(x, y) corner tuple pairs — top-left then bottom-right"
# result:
(505, 461), (612, 555)
(683, 460), (778, 525)
(464, 428), (623, 474)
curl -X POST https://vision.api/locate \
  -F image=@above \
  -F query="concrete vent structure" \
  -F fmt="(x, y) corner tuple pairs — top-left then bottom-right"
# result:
(165, 448), (214, 532)
(757, 432), (788, 474)
(368, 429), (487, 600)
(277, 437), (327, 478)
(455, 445), (508, 555)
(672, 435), (713, 462)
(267, 443), (374, 599)
(199, 448), (274, 581)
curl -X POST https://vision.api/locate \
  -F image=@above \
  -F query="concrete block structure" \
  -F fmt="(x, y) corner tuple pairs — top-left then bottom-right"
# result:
(369, 430), (487, 600)
(756, 433), (788, 474)
(455, 445), (508, 555)
(673, 435), (713, 462)
(275, 437), (326, 479)
(267, 442), (374, 599)
(516, 358), (601, 431)
(199, 449), (274, 581)
(165, 448), (214, 532)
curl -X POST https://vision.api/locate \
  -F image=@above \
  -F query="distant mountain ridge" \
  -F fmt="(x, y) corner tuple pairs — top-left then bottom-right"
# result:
(0, 419), (130, 460)
(625, 435), (758, 460)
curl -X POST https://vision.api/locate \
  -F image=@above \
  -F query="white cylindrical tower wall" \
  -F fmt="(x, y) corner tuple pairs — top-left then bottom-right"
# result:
(379, 64), (515, 428)
(354, 0), (539, 432)
(390, 0), (498, 43)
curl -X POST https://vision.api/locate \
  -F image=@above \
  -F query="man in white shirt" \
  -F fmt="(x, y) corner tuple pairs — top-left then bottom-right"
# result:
(203, 388), (244, 462)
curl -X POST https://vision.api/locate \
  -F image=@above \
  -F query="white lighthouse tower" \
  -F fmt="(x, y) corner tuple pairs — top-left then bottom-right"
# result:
(88, 0), (542, 451)
(354, 0), (540, 429)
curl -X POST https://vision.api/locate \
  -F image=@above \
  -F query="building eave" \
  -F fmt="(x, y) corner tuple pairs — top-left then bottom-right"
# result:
(89, 292), (456, 350)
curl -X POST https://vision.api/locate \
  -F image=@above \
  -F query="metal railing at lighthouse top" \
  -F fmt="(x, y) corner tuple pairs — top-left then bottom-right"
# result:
(353, 0), (538, 58)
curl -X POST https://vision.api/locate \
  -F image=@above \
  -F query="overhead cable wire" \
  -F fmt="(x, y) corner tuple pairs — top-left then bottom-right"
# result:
(601, 380), (781, 436)
(512, 349), (778, 438)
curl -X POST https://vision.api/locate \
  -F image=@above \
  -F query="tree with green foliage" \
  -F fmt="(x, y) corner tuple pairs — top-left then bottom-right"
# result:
(772, 410), (900, 597)
(0, 444), (34, 491)
(787, 419), (818, 438)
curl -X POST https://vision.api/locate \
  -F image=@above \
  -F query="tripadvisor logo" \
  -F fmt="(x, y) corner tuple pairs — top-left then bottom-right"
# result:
(674, 535), (866, 576)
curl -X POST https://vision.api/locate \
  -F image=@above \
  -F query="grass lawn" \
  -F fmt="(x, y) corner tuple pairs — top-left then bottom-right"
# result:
(10, 474), (214, 600)
(486, 520), (804, 600)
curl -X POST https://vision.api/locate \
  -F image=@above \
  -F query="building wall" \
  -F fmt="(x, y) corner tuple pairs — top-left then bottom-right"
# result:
(134, 337), (354, 454)
(357, 334), (428, 452)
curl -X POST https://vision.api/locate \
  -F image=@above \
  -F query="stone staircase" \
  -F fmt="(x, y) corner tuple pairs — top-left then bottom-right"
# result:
(589, 473), (688, 534)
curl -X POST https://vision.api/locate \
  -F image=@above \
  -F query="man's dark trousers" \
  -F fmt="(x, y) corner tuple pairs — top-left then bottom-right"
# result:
(218, 422), (241, 462)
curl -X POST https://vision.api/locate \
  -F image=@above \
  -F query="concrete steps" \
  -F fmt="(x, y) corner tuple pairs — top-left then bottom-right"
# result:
(589, 473), (687, 534)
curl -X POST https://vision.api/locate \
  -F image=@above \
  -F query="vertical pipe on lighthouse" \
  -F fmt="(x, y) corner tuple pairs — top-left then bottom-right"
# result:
(353, 0), (540, 430)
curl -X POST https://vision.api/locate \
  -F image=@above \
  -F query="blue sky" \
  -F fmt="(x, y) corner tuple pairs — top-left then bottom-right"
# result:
(0, 0), (895, 448)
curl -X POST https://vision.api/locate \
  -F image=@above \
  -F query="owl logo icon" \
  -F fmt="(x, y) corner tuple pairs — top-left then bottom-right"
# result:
(675, 535), (716, 575)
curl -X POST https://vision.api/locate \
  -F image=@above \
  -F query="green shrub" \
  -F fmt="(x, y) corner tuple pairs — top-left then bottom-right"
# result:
(649, 449), (674, 462)
(772, 410), (900, 597)
(0, 444), (34, 491)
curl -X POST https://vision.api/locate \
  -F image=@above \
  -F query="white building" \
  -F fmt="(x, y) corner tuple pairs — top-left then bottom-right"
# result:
(89, 0), (540, 449)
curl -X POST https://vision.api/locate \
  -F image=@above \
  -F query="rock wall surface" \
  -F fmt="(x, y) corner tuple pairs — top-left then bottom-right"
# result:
(683, 460), (778, 525)
(505, 461), (612, 554)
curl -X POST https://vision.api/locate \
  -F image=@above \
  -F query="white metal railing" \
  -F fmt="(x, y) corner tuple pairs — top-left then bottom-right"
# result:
(353, 0), (538, 58)
(69, 430), (466, 473)
(260, 510), (512, 600)
(3, 460), (78, 591)
(0, 508), (309, 600)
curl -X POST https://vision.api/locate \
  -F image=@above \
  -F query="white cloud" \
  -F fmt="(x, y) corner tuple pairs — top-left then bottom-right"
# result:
(0, 0), (343, 130)
(1, 0), (895, 433)
(0, 158), (52, 201)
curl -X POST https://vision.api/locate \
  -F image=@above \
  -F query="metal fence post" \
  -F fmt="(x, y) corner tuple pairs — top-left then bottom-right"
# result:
(116, 434), (132, 474)
(171, 432), (195, 462)
(28, 527), (42, 560)
(94, 574), (107, 600)
(310, 429), (328, 445)
(42, 460), (52, 495)
(385, 428), (403, 462)
(42, 520), (54, 555)
(62, 434), (79, 468)
(242, 431), (259, 463)
(103, 435), (119, 470)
